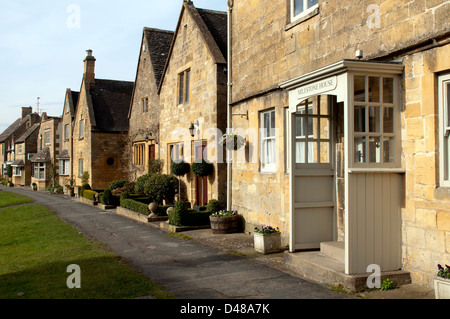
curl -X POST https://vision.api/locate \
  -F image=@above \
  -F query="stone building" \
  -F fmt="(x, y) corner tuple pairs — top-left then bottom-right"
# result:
(158, 1), (228, 207)
(57, 89), (79, 188)
(228, 0), (450, 287)
(11, 123), (40, 186)
(127, 27), (173, 180)
(72, 50), (134, 190)
(30, 113), (62, 191)
(0, 107), (40, 180)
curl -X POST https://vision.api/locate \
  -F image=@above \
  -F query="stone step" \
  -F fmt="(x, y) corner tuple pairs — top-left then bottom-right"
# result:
(320, 241), (345, 263)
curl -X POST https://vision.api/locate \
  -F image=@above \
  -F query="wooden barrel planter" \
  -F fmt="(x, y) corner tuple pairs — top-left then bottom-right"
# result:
(209, 215), (239, 234)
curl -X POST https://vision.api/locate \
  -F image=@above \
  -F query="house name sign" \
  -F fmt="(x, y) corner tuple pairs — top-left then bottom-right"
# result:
(296, 76), (338, 101)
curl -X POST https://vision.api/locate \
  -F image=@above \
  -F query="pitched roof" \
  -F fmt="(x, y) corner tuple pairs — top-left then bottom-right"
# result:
(0, 118), (23, 142)
(30, 147), (51, 163)
(56, 148), (70, 159)
(157, 1), (227, 93)
(15, 123), (40, 143)
(197, 8), (228, 61)
(144, 28), (174, 87)
(89, 79), (134, 132)
(71, 90), (80, 114)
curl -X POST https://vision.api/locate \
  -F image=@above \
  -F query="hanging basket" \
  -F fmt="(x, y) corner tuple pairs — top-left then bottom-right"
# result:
(220, 133), (245, 150)
(192, 160), (213, 177)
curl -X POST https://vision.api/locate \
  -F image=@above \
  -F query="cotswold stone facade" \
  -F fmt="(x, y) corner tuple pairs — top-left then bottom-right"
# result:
(72, 50), (134, 190)
(127, 28), (173, 180)
(158, 1), (228, 207)
(229, 0), (450, 286)
(30, 113), (62, 191)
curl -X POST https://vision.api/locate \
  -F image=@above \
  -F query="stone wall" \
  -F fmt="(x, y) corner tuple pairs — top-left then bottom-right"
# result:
(158, 8), (227, 207)
(230, 0), (450, 285)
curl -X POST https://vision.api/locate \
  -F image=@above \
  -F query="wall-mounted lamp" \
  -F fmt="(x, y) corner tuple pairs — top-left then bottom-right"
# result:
(189, 123), (195, 137)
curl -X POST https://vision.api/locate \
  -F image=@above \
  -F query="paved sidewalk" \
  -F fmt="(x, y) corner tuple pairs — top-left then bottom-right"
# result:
(2, 187), (353, 299)
(1, 187), (435, 299)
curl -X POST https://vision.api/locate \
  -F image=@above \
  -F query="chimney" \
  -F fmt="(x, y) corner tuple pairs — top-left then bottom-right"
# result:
(22, 106), (32, 118)
(83, 49), (96, 83)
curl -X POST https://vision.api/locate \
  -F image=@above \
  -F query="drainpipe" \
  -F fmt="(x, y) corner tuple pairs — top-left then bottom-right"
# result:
(226, 0), (233, 211)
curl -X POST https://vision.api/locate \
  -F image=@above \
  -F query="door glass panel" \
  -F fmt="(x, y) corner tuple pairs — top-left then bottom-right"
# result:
(296, 141), (306, 163)
(354, 106), (366, 132)
(383, 107), (394, 133)
(368, 136), (381, 163)
(369, 106), (381, 132)
(355, 136), (366, 163)
(320, 118), (330, 139)
(354, 76), (366, 102)
(309, 142), (319, 163)
(383, 78), (394, 104)
(369, 77), (380, 103)
(320, 142), (330, 164)
(383, 137), (394, 163)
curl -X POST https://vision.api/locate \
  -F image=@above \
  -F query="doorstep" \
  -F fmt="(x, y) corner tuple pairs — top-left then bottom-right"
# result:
(284, 242), (411, 292)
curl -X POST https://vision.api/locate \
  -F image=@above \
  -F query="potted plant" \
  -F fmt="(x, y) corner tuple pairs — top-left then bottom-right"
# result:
(220, 133), (245, 150)
(434, 264), (450, 299)
(209, 210), (239, 234)
(253, 226), (281, 254)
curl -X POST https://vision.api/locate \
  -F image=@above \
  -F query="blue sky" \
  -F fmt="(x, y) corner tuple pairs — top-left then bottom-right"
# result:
(0, 0), (227, 133)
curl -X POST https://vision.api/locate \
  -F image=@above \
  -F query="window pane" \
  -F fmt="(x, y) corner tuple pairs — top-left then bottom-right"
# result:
(383, 78), (394, 104)
(320, 118), (330, 139)
(354, 76), (366, 102)
(295, 141), (306, 163)
(446, 83), (450, 128)
(354, 106), (366, 132)
(294, 0), (303, 16)
(320, 142), (330, 163)
(179, 73), (184, 104)
(383, 137), (394, 163)
(308, 0), (318, 9)
(369, 106), (381, 132)
(308, 142), (318, 163)
(383, 107), (394, 133)
(185, 70), (190, 102)
(296, 116), (305, 137)
(355, 136), (366, 163)
(369, 77), (380, 103)
(369, 136), (381, 163)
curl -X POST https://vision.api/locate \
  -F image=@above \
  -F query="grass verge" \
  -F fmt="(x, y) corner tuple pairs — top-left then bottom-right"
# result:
(0, 202), (174, 299)
(0, 190), (34, 208)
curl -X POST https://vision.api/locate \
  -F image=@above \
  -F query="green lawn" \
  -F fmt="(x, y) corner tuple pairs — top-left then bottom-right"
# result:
(0, 190), (34, 208)
(0, 191), (174, 299)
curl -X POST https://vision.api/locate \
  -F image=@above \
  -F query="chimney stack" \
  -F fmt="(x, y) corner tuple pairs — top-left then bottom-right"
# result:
(83, 49), (96, 83)
(22, 106), (32, 118)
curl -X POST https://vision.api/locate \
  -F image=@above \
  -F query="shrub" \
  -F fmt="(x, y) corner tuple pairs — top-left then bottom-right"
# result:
(81, 171), (90, 186)
(6, 165), (12, 178)
(80, 184), (91, 197)
(100, 189), (118, 206)
(170, 161), (190, 176)
(120, 198), (150, 215)
(206, 199), (222, 213)
(112, 182), (135, 197)
(109, 180), (128, 191)
(143, 174), (178, 205)
(83, 190), (98, 201)
(168, 208), (213, 226)
(135, 173), (154, 195)
(192, 160), (213, 177)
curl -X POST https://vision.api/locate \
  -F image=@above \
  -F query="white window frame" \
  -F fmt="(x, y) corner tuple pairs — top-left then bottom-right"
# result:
(439, 73), (450, 187)
(79, 118), (85, 139)
(290, 0), (319, 23)
(59, 159), (70, 176)
(44, 130), (51, 145)
(13, 166), (22, 177)
(34, 163), (46, 180)
(260, 109), (277, 173)
(64, 124), (70, 141)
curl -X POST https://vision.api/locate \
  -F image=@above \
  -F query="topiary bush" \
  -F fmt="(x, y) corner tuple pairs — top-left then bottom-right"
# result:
(143, 174), (178, 205)
(192, 160), (213, 177)
(100, 188), (119, 206)
(83, 190), (98, 201)
(170, 161), (190, 176)
(80, 183), (91, 197)
(120, 198), (150, 215)
(134, 173), (154, 195)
